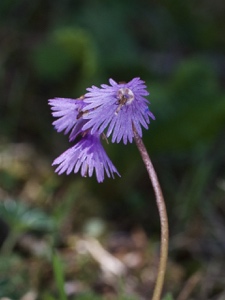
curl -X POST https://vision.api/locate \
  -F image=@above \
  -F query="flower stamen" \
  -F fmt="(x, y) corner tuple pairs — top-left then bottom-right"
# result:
(115, 87), (134, 115)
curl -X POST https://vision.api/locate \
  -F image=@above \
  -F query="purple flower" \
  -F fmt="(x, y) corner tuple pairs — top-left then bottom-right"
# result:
(52, 133), (120, 183)
(82, 77), (155, 144)
(48, 97), (87, 141)
(49, 77), (154, 182)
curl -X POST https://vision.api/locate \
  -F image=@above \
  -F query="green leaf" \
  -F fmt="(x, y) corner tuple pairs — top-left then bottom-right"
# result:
(0, 199), (56, 233)
(52, 251), (67, 300)
(162, 293), (174, 300)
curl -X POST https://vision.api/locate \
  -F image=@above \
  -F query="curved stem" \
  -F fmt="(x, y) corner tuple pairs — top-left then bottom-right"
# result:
(133, 127), (169, 300)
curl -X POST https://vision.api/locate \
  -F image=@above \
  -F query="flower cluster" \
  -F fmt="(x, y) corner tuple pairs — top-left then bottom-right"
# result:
(49, 77), (155, 182)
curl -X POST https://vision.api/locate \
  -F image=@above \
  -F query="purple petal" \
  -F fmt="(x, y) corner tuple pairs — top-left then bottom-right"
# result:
(82, 78), (154, 144)
(52, 133), (120, 183)
(48, 98), (86, 139)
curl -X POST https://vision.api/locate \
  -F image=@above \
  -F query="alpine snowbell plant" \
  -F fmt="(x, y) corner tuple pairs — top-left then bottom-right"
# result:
(49, 78), (169, 300)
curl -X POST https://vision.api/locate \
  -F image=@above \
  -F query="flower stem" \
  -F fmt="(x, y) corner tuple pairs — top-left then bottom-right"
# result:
(133, 127), (169, 300)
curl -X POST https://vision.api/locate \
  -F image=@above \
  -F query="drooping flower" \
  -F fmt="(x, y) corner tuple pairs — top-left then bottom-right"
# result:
(49, 77), (154, 182)
(48, 97), (88, 141)
(81, 77), (155, 144)
(52, 133), (120, 183)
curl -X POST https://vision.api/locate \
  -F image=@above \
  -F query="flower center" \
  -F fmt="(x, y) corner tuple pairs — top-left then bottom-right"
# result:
(115, 88), (134, 114)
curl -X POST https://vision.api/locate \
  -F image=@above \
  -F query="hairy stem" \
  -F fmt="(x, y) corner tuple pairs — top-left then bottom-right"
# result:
(133, 128), (169, 300)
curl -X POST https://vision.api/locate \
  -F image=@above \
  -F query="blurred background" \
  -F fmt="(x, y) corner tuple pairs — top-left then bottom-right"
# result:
(0, 0), (225, 299)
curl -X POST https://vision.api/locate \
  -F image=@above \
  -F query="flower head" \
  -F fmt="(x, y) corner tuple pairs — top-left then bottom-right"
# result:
(49, 77), (154, 182)
(52, 133), (120, 183)
(48, 97), (88, 141)
(82, 77), (155, 144)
